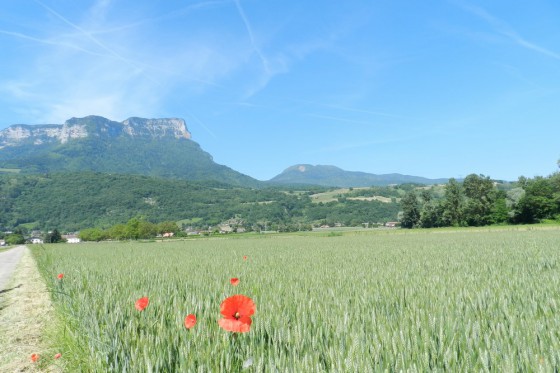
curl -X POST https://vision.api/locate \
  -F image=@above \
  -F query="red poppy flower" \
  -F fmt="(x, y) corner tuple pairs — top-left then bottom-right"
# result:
(243, 256), (248, 260)
(230, 278), (240, 286)
(31, 353), (39, 362)
(184, 314), (196, 329)
(54, 353), (62, 359)
(57, 273), (64, 280)
(135, 297), (149, 311)
(218, 294), (255, 333)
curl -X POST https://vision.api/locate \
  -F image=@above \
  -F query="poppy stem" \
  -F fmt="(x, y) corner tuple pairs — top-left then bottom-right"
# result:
(229, 333), (244, 370)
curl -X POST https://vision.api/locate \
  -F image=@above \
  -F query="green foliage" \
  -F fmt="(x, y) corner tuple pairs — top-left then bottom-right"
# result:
(462, 174), (495, 226)
(5, 233), (25, 245)
(514, 176), (559, 223)
(489, 191), (509, 224)
(44, 228), (63, 243)
(79, 228), (106, 242)
(400, 191), (420, 228)
(442, 178), (464, 226)
(0, 172), (402, 232)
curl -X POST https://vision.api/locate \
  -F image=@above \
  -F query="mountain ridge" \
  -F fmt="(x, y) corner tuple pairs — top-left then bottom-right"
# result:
(1, 115), (450, 187)
(0, 115), (260, 187)
(0, 115), (192, 146)
(268, 164), (448, 187)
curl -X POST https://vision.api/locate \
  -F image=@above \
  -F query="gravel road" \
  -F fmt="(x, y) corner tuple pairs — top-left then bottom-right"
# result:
(0, 246), (26, 291)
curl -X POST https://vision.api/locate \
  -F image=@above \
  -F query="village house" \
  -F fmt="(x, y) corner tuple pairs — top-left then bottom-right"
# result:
(385, 222), (399, 228)
(63, 234), (81, 243)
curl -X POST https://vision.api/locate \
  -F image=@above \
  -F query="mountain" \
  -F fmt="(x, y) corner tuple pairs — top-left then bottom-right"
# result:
(268, 164), (448, 187)
(0, 115), (260, 187)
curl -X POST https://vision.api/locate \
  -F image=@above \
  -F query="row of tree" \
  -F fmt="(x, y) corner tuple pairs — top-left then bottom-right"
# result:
(401, 172), (560, 228)
(79, 219), (180, 241)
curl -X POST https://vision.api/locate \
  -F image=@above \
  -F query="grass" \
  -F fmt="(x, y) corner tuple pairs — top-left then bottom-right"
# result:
(309, 187), (398, 204)
(33, 227), (560, 371)
(0, 246), (14, 253)
(0, 247), (62, 372)
(309, 188), (353, 203)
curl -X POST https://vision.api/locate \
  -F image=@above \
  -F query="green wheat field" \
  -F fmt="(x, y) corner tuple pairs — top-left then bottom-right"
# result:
(33, 228), (560, 372)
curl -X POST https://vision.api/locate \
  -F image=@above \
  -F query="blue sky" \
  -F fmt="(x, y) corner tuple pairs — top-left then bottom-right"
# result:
(0, 0), (559, 181)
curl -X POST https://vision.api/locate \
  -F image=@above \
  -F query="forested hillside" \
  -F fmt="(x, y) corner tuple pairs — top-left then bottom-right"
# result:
(1, 171), (558, 235)
(0, 172), (400, 232)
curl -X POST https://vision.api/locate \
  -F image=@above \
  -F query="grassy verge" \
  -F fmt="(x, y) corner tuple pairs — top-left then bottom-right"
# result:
(0, 246), (14, 253)
(0, 247), (63, 372)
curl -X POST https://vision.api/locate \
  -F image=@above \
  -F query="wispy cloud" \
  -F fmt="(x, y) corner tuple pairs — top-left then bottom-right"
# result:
(234, 0), (270, 74)
(185, 112), (217, 139)
(0, 0), (258, 124)
(456, 1), (560, 60)
(33, 0), (149, 77)
(0, 29), (107, 57)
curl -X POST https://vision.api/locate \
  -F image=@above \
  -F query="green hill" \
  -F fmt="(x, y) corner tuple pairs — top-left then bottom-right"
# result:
(0, 115), (260, 187)
(0, 172), (401, 231)
(268, 164), (449, 187)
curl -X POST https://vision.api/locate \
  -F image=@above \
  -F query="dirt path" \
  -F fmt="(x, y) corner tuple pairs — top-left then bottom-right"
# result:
(0, 247), (63, 372)
(0, 245), (25, 292)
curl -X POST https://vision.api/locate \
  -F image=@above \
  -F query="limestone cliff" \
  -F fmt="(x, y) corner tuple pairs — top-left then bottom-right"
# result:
(0, 115), (191, 147)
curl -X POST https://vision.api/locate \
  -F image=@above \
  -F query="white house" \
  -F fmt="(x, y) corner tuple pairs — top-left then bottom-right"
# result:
(63, 234), (81, 243)
(30, 237), (44, 244)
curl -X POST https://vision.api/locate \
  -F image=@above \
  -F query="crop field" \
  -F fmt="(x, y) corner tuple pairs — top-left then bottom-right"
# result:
(33, 228), (560, 372)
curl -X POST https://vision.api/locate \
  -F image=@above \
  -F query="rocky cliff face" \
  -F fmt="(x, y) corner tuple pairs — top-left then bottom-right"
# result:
(0, 115), (191, 147)
(0, 123), (88, 146)
(121, 117), (191, 139)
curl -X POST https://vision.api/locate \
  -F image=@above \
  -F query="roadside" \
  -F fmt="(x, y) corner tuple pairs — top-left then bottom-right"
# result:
(0, 246), (63, 372)
(0, 245), (25, 292)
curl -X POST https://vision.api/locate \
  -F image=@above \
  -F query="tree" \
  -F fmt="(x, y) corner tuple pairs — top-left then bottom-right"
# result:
(79, 228), (106, 242)
(157, 221), (179, 235)
(109, 224), (127, 240)
(5, 233), (25, 245)
(462, 174), (495, 226)
(44, 229), (64, 243)
(514, 177), (557, 223)
(442, 178), (463, 226)
(420, 200), (443, 228)
(400, 191), (420, 228)
(420, 189), (432, 204)
(490, 195), (509, 224)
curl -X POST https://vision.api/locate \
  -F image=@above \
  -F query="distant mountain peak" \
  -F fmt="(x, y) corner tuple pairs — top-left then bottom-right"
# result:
(269, 164), (448, 187)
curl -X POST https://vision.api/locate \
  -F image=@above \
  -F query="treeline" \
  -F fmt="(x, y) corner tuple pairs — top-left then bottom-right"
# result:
(79, 219), (180, 241)
(400, 172), (560, 228)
